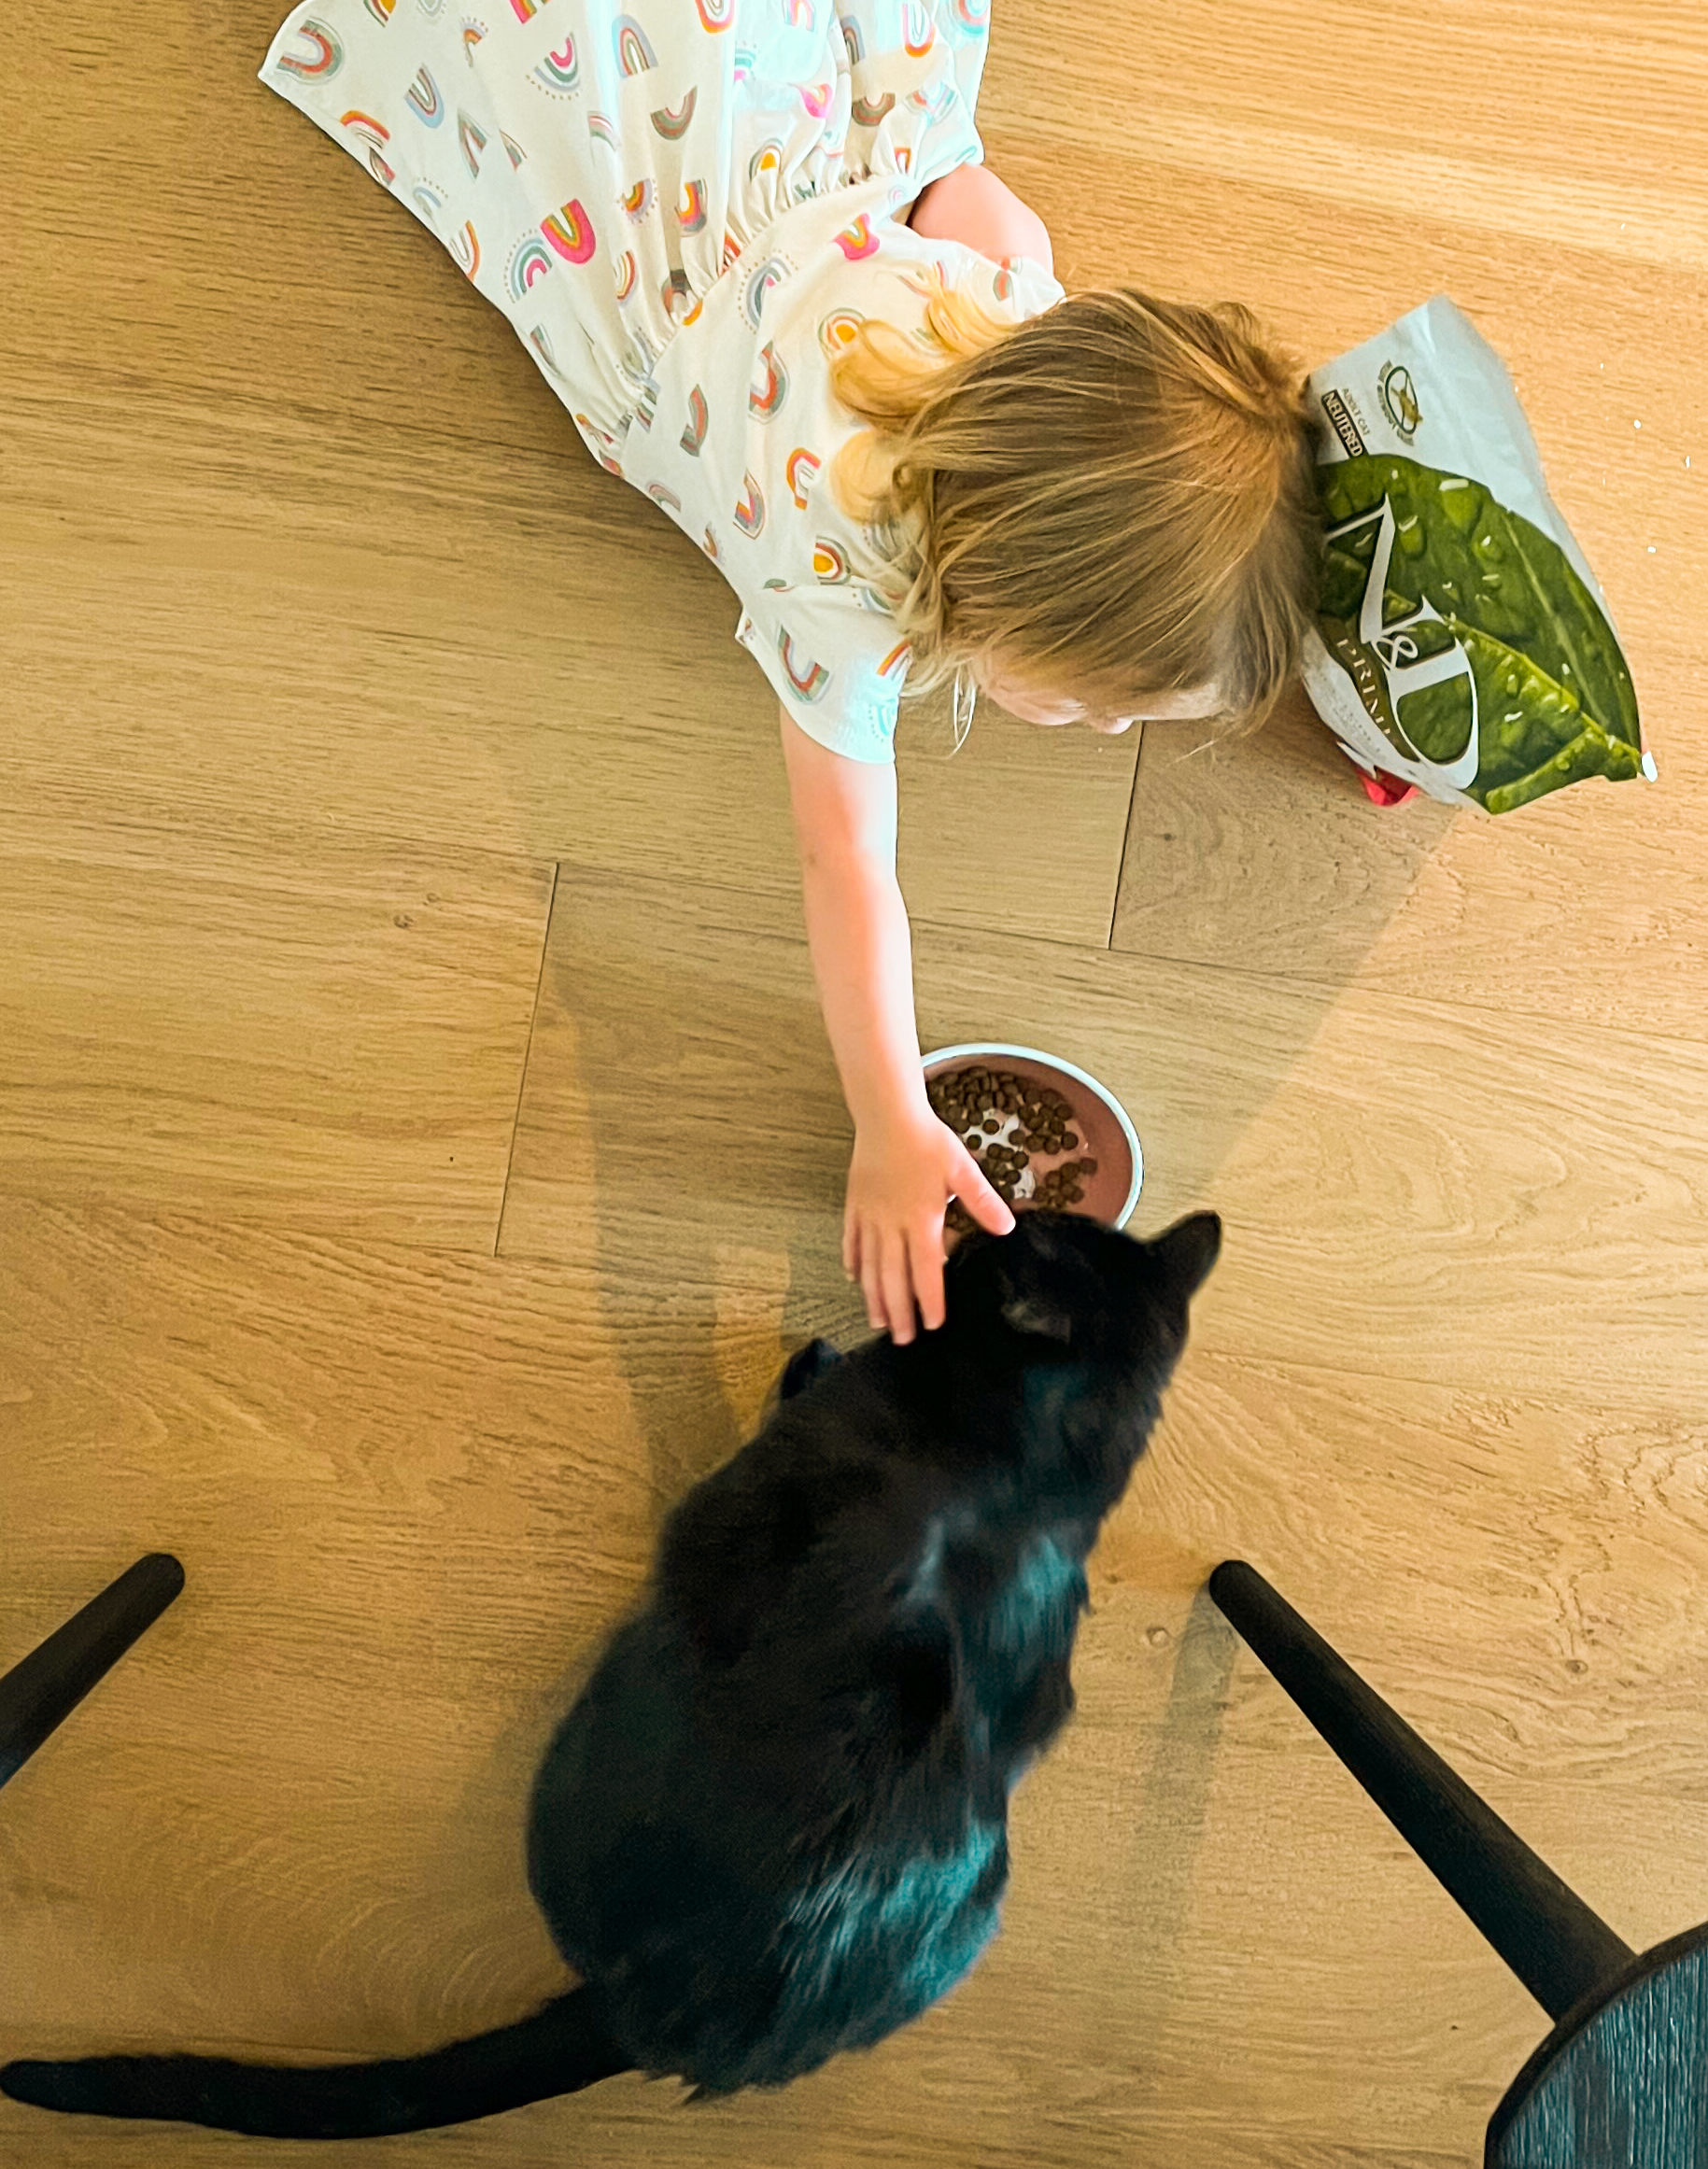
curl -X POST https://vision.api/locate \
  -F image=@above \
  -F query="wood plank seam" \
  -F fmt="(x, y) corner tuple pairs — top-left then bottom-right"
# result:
(495, 859), (562, 1261)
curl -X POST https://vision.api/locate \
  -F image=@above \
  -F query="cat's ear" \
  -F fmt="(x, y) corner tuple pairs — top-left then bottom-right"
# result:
(1150, 1211), (1221, 1299)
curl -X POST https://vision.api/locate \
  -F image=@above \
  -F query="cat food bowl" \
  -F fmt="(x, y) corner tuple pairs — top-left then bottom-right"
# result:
(923, 1043), (1143, 1231)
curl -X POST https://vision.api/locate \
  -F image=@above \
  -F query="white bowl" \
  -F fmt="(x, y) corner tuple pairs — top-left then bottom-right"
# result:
(922, 1042), (1144, 1229)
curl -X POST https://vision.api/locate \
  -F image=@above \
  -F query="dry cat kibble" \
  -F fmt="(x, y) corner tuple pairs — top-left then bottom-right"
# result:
(928, 1064), (1094, 1235)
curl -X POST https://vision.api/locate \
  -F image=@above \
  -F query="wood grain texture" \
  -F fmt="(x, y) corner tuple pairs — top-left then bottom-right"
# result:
(0, 0), (1136, 951)
(1071, 77), (1708, 1036)
(0, 809), (551, 1242)
(7, 0), (1708, 2163)
(1489, 1926), (1708, 2166)
(505, 866), (1708, 1417)
(981, 0), (1708, 271)
(7, 1205), (1708, 2169)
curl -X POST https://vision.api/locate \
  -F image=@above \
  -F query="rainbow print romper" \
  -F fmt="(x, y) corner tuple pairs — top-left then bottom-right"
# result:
(261, 0), (1061, 759)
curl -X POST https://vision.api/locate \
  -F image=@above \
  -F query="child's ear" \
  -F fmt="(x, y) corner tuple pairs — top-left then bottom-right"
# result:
(1150, 1212), (1221, 1300)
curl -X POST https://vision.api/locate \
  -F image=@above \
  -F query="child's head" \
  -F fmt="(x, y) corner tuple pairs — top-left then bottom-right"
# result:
(832, 284), (1320, 732)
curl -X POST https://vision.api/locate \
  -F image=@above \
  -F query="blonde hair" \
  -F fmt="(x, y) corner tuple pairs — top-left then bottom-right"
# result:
(831, 281), (1320, 725)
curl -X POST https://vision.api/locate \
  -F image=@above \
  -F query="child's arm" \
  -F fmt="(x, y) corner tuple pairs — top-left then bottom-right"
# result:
(781, 711), (1013, 1344)
(905, 163), (1053, 274)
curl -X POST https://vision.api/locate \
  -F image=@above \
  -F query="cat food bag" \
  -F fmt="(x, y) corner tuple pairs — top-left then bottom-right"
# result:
(1301, 296), (1651, 813)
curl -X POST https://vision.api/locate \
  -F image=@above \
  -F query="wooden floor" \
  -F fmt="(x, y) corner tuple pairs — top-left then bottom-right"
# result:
(5, 4), (1706, 2162)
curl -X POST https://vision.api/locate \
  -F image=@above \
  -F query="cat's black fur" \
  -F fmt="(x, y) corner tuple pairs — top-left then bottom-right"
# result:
(1, 1208), (1219, 2138)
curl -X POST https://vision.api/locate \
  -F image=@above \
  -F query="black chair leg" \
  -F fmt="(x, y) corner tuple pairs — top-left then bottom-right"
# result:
(0, 1554), (186, 1792)
(1208, 1560), (1634, 2021)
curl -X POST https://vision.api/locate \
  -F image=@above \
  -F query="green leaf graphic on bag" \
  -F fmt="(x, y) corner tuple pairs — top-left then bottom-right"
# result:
(1316, 454), (1642, 813)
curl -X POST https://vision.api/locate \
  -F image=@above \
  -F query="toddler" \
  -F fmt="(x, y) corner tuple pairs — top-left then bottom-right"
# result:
(262, 0), (1318, 1340)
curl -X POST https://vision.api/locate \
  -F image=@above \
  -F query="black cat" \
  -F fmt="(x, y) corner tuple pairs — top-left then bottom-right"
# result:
(1, 1208), (1220, 2138)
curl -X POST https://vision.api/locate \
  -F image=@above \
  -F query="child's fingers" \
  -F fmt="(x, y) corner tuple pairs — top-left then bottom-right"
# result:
(909, 1220), (947, 1332)
(881, 1230), (917, 1347)
(957, 1153), (1017, 1237)
(859, 1236), (884, 1333)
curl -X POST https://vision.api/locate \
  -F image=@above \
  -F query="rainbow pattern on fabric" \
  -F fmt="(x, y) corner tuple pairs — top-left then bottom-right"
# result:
(749, 340), (788, 419)
(646, 483), (683, 514)
(620, 330), (659, 390)
(528, 323), (566, 378)
(743, 255), (788, 328)
(834, 213), (878, 261)
(508, 0), (539, 18)
(341, 108), (390, 146)
(878, 640), (910, 678)
(501, 130), (527, 166)
(508, 235), (554, 296)
(702, 526), (722, 561)
(902, 0), (936, 54)
(345, 108), (399, 183)
(907, 77), (955, 120)
(587, 110), (617, 148)
(542, 198), (596, 262)
(622, 178), (655, 218)
(411, 180), (445, 222)
(532, 37), (578, 91)
(840, 16), (864, 63)
(678, 179), (709, 233)
(450, 219), (480, 277)
(458, 108), (487, 174)
(459, 19), (486, 61)
(952, 0), (990, 27)
(783, 0), (814, 23)
(680, 384), (709, 454)
(813, 540), (850, 584)
(277, 19), (344, 77)
(649, 89), (696, 138)
(405, 65), (444, 121)
(818, 308), (864, 356)
(614, 248), (638, 300)
(734, 474), (766, 537)
(785, 447), (821, 508)
(992, 258), (1015, 303)
(633, 380), (659, 430)
(363, 0), (395, 22)
(695, 0), (734, 27)
(575, 415), (625, 478)
(851, 91), (895, 125)
(798, 80), (832, 119)
(762, 577), (792, 592)
(614, 14), (656, 73)
(747, 136), (783, 180)
(778, 631), (830, 702)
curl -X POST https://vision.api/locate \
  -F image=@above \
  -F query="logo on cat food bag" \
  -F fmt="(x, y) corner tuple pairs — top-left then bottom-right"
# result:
(1320, 388), (1365, 458)
(1325, 495), (1479, 791)
(1378, 362), (1421, 442)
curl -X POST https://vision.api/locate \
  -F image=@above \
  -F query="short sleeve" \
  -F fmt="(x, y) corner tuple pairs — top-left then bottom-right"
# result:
(734, 584), (906, 765)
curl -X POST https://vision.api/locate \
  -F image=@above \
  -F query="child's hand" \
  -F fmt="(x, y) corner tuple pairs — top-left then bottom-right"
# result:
(845, 1109), (1015, 1346)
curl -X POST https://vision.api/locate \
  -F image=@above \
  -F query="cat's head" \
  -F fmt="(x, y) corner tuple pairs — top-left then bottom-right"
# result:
(942, 1210), (1221, 1475)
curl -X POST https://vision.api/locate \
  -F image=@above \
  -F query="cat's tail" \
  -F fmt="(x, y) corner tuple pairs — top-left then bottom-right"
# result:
(0, 1984), (633, 2138)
